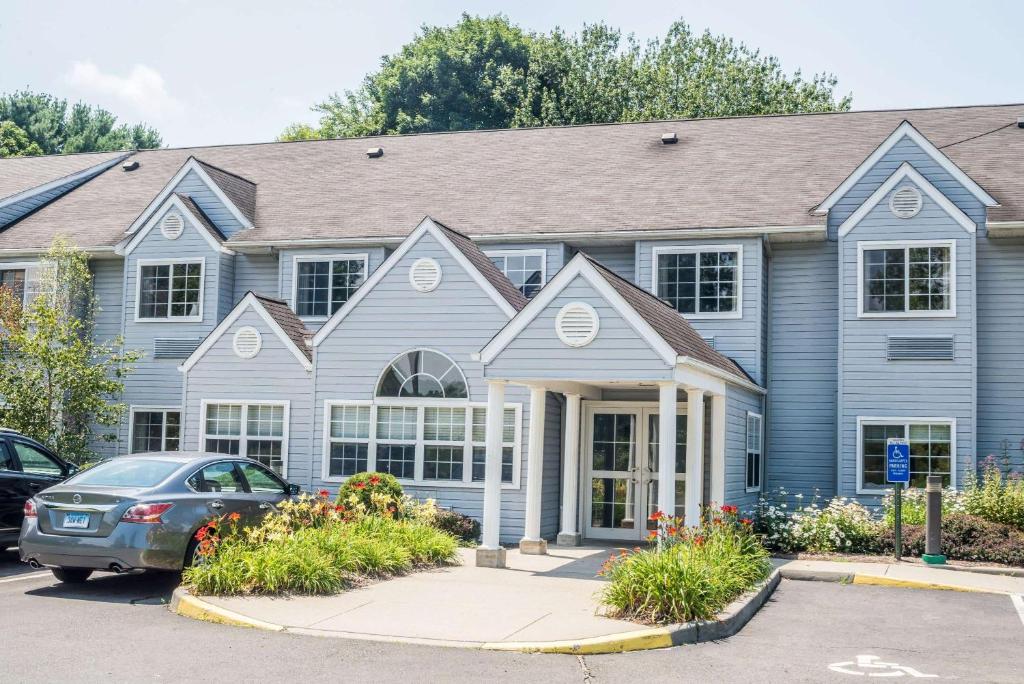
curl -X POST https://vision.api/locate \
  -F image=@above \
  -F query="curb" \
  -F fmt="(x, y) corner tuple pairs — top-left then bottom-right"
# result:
(775, 568), (990, 593)
(169, 571), (781, 655)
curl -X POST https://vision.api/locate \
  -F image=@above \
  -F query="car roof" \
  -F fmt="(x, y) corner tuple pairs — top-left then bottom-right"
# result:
(117, 451), (248, 464)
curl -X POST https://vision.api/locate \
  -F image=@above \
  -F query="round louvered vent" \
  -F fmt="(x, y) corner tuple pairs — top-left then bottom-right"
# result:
(555, 302), (600, 347)
(232, 326), (262, 359)
(161, 212), (185, 239)
(409, 258), (442, 292)
(889, 186), (922, 219)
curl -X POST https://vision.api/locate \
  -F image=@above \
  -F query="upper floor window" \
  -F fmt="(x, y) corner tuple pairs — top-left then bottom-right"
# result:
(858, 241), (954, 317)
(137, 259), (203, 322)
(293, 254), (367, 319)
(652, 245), (741, 318)
(376, 349), (468, 399)
(486, 250), (545, 298)
(0, 268), (26, 304)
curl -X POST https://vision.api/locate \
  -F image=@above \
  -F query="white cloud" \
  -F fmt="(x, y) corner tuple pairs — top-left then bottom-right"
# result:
(64, 62), (183, 117)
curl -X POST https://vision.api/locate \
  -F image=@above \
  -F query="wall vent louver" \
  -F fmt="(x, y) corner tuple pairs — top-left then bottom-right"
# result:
(555, 302), (600, 347)
(161, 212), (185, 239)
(889, 186), (923, 219)
(886, 336), (954, 361)
(702, 336), (716, 350)
(153, 338), (203, 359)
(409, 258), (441, 292)
(233, 327), (263, 359)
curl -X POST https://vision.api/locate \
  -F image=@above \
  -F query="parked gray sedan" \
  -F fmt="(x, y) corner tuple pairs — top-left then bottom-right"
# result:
(19, 452), (300, 583)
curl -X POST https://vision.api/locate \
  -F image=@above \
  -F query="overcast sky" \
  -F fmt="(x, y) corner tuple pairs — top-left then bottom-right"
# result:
(2, 1), (1021, 148)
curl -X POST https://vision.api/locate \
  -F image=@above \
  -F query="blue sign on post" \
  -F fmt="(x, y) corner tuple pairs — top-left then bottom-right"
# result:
(886, 438), (910, 484)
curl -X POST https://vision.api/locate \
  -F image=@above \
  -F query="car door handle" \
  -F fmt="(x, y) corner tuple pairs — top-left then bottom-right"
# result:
(258, 502), (273, 510)
(208, 500), (224, 510)
(28, 482), (43, 490)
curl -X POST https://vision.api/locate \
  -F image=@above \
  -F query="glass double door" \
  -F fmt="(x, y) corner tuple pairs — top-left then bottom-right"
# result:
(583, 404), (687, 541)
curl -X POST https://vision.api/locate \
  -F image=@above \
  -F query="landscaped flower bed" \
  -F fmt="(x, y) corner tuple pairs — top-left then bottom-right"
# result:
(182, 475), (460, 596)
(599, 505), (773, 625)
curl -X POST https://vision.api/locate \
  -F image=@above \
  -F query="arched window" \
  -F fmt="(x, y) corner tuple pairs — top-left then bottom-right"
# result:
(376, 349), (468, 399)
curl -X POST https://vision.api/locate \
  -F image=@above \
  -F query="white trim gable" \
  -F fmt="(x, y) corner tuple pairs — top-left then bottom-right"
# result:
(117, 194), (234, 256)
(838, 163), (976, 237)
(814, 120), (998, 215)
(312, 217), (519, 347)
(477, 254), (678, 366)
(179, 292), (312, 373)
(125, 157), (254, 235)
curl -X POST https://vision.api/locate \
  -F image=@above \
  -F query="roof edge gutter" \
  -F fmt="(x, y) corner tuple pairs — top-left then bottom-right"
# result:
(985, 221), (1024, 238)
(675, 355), (767, 395)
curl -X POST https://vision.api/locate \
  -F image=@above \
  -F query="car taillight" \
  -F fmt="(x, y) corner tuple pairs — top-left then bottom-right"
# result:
(23, 499), (36, 518)
(121, 502), (173, 524)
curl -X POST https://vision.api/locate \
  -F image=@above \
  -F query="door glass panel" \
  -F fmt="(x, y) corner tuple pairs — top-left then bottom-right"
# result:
(647, 480), (686, 529)
(591, 477), (637, 530)
(646, 414), (687, 474)
(591, 413), (635, 472)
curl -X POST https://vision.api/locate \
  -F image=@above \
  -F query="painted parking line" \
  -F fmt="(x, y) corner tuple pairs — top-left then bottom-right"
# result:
(1011, 595), (1024, 628)
(0, 571), (51, 584)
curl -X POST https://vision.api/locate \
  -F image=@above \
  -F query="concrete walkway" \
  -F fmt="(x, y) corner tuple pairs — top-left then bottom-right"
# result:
(186, 549), (1024, 650)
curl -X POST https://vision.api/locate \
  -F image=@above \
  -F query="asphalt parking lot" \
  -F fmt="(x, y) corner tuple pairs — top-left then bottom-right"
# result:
(1, 546), (1022, 683)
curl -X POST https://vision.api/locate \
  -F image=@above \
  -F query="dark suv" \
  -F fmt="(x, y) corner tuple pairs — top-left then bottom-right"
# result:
(0, 430), (75, 549)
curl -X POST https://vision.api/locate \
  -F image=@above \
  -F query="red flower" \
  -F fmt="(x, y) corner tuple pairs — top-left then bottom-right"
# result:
(721, 504), (738, 515)
(648, 510), (664, 522)
(666, 526), (678, 536)
(694, 535), (705, 547)
(369, 475), (381, 486)
(228, 512), (241, 522)
(334, 504), (345, 512)
(740, 518), (753, 525)
(194, 526), (208, 541)
(317, 489), (330, 498)
(646, 531), (658, 541)
(353, 481), (366, 490)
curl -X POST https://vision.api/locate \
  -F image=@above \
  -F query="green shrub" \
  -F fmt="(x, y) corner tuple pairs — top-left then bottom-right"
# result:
(963, 462), (1024, 530)
(183, 495), (458, 595)
(600, 506), (772, 624)
(881, 487), (965, 526)
(877, 513), (1024, 566)
(337, 472), (405, 516)
(431, 508), (480, 543)
(755, 490), (880, 553)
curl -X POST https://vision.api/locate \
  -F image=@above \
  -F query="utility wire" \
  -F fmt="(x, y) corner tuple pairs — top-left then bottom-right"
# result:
(939, 122), (1016, 149)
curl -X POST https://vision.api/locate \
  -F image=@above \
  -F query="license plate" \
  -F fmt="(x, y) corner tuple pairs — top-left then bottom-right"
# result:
(62, 512), (90, 529)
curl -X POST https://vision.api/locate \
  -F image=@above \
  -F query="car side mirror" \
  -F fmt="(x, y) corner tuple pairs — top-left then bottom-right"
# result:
(287, 483), (301, 496)
(64, 464), (79, 477)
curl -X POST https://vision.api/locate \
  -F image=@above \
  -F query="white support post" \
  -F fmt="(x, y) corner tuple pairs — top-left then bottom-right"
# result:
(520, 386), (547, 554)
(556, 393), (582, 546)
(684, 388), (706, 527)
(476, 380), (507, 568)
(657, 382), (678, 520)
(710, 393), (726, 507)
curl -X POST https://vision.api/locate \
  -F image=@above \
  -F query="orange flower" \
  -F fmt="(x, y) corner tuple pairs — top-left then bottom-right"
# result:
(369, 475), (381, 486)
(318, 489), (330, 498)
(228, 512), (241, 522)
(721, 504), (738, 515)
(648, 510), (664, 522)
(646, 531), (658, 541)
(334, 504), (345, 512)
(694, 535), (705, 546)
(195, 526), (208, 541)
(353, 481), (366, 490)
(740, 518), (753, 525)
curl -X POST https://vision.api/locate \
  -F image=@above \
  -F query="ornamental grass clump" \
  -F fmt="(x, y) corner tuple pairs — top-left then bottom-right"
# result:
(599, 505), (772, 625)
(182, 490), (459, 596)
(963, 459), (1024, 530)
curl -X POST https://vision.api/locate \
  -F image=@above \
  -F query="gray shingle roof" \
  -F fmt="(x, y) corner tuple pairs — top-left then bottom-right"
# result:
(432, 219), (528, 311)
(175, 193), (225, 241)
(194, 158), (257, 224)
(582, 253), (754, 383)
(251, 292), (311, 360)
(0, 104), (1022, 251)
(0, 151), (125, 202)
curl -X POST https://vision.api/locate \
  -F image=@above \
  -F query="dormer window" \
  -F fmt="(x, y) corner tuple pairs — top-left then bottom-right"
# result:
(652, 245), (742, 318)
(136, 258), (204, 322)
(485, 250), (545, 298)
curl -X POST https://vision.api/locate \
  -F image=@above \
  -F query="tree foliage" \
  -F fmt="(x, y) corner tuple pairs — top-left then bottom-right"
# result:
(281, 15), (851, 140)
(0, 120), (43, 157)
(0, 239), (141, 463)
(0, 91), (162, 157)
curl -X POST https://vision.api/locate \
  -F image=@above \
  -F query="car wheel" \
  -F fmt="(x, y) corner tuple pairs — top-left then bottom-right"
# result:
(183, 538), (203, 569)
(51, 567), (93, 584)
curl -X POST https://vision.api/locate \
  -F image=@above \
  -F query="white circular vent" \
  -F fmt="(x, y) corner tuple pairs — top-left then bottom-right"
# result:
(555, 302), (600, 347)
(161, 212), (185, 240)
(409, 258), (441, 292)
(889, 186), (923, 219)
(232, 326), (262, 359)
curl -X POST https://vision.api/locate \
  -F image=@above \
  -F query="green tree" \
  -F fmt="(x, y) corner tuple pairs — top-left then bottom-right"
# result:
(0, 120), (43, 157)
(0, 91), (162, 157)
(0, 238), (141, 463)
(282, 15), (850, 141)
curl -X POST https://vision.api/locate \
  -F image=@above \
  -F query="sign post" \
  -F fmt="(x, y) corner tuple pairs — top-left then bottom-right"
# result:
(886, 438), (910, 561)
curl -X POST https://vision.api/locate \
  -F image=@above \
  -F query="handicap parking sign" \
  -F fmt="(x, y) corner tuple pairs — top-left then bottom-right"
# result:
(886, 438), (910, 484)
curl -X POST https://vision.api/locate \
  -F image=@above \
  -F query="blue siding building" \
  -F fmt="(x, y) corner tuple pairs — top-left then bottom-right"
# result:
(1, 103), (1023, 564)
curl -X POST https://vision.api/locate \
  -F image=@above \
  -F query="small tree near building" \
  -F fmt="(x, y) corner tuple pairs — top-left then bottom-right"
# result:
(0, 238), (141, 463)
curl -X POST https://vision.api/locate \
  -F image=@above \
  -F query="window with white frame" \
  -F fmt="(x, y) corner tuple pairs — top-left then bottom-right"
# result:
(203, 402), (288, 474)
(745, 412), (763, 492)
(486, 250), (545, 298)
(130, 408), (181, 453)
(653, 246), (741, 316)
(860, 242), (953, 315)
(137, 260), (203, 320)
(859, 418), (953, 491)
(470, 406), (516, 483)
(294, 255), (367, 318)
(0, 268), (26, 304)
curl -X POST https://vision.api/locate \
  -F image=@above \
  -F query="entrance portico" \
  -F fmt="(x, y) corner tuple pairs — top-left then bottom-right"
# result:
(473, 253), (762, 567)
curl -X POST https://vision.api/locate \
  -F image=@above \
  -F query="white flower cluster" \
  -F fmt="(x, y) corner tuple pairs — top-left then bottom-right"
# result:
(754, 489), (881, 553)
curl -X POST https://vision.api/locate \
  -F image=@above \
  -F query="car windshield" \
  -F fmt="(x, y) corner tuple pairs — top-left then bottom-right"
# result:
(69, 459), (182, 488)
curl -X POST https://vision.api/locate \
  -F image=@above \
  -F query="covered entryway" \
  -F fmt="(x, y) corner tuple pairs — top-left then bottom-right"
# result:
(583, 402), (686, 540)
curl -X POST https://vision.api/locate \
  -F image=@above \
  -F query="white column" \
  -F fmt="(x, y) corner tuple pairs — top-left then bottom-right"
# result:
(521, 386), (547, 554)
(657, 382), (678, 519)
(710, 394), (727, 506)
(684, 388), (706, 527)
(557, 393), (582, 545)
(477, 380), (507, 567)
